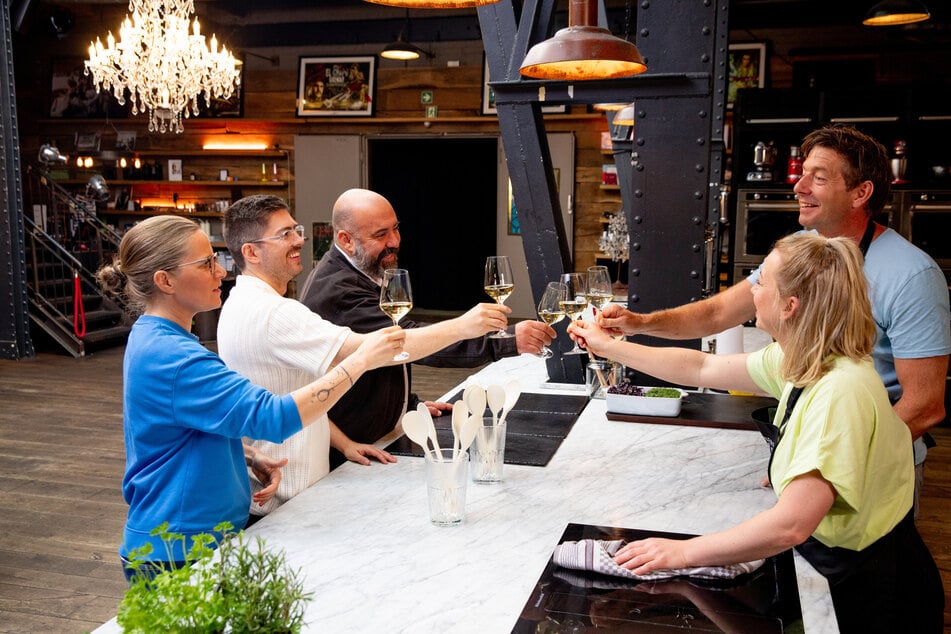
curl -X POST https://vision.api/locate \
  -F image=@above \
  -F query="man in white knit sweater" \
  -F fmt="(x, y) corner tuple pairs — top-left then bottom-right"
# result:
(217, 195), (510, 517)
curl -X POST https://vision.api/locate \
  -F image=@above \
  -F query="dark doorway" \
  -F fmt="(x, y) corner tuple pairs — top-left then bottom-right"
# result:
(368, 137), (497, 311)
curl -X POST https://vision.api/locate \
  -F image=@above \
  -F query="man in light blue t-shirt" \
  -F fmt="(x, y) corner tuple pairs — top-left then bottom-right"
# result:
(599, 125), (950, 512)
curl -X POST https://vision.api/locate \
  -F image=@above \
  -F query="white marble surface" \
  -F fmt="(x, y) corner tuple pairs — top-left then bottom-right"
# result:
(95, 353), (836, 633)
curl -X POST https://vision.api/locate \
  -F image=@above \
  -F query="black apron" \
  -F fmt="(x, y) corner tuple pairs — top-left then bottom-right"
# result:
(759, 381), (944, 633)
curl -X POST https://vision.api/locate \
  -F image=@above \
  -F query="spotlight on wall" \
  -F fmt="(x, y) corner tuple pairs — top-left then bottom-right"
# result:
(38, 144), (68, 165)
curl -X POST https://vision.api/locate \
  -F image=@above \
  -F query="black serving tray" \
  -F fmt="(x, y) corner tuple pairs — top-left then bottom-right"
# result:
(384, 392), (588, 467)
(512, 523), (803, 633)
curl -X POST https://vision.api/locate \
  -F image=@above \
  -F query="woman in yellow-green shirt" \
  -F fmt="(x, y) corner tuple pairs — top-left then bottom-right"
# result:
(569, 233), (943, 633)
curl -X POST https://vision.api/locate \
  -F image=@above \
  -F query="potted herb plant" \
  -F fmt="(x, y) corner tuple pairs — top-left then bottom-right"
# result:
(118, 522), (312, 633)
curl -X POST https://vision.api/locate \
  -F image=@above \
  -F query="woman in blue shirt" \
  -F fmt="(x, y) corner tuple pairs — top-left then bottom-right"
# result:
(97, 215), (404, 579)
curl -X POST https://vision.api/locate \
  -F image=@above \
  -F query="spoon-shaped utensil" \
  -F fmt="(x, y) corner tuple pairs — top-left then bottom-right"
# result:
(457, 413), (482, 454)
(499, 380), (522, 425)
(417, 402), (442, 456)
(451, 400), (468, 457)
(464, 384), (486, 422)
(401, 411), (431, 456)
(486, 384), (505, 428)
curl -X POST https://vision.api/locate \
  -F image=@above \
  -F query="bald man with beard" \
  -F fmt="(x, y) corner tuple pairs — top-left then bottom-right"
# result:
(300, 188), (556, 469)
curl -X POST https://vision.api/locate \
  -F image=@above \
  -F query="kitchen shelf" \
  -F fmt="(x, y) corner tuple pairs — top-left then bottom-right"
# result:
(53, 179), (287, 187)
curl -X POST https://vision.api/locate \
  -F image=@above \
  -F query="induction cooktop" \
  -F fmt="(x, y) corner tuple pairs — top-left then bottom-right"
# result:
(512, 523), (803, 633)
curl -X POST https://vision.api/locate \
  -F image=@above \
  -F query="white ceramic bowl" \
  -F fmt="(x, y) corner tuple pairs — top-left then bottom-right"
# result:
(605, 387), (686, 417)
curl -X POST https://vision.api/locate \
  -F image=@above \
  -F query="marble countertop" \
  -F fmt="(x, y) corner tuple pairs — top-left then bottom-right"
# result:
(95, 353), (837, 633)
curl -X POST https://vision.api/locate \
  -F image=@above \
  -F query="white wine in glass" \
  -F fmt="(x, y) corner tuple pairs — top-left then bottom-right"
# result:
(586, 265), (614, 310)
(484, 256), (515, 339)
(380, 268), (412, 361)
(536, 282), (567, 359)
(559, 272), (588, 355)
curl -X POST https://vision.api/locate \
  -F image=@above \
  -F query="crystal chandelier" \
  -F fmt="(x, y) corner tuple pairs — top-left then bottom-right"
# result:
(84, 0), (240, 134)
(599, 211), (630, 262)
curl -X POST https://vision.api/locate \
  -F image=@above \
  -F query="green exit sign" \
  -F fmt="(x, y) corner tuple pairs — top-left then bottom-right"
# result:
(421, 90), (434, 104)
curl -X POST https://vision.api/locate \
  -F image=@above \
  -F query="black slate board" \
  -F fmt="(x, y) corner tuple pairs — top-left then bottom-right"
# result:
(606, 392), (778, 431)
(512, 522), (803, 633)
(383, 392), (588, 467)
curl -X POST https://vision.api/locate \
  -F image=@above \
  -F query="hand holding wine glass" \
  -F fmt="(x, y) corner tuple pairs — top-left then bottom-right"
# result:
(536, 282), (567, 359)
(559, 272), (588, 355)
(380, 268), (412, 361)
(484, 256), (515, 339)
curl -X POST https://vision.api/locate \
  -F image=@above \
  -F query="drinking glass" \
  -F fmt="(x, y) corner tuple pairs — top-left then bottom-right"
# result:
(380, 268), (412, 361)
(536, 282), (567, 359)
(484, 256), (515, 339)
(586, 266), (614, 312)
(559, 272), (588, 355)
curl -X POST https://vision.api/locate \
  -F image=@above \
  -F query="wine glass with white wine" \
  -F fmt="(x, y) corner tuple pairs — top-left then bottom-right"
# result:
(536, 282), (568, 359)
(559, 272), (588, 355)
(380, 268), (412, 361)
(484, 256), (515, 339)
(586, 266), (614, 312)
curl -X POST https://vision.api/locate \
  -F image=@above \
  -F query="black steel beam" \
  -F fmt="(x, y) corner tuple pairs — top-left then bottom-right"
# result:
(479, 0), (729, 384)
(0, 1), (33, 359)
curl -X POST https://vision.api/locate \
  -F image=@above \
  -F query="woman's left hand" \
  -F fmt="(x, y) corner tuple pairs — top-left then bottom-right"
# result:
(614, 537), (689, 575)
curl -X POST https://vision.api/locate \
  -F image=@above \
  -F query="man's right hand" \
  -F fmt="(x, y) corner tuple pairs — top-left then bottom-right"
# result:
(358, 325), (407, 368)
(597, 304), (646, 337)
(457, 302), (510, 339)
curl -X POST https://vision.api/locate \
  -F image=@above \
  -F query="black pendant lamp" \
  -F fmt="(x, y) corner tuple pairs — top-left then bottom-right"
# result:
(519, 0), (646, 80)
(862, 0), (930, 26)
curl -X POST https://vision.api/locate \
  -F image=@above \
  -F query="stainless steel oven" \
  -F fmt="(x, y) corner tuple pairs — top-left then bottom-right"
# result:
(732, 187), (899, 283)
(902, 191), (951, 284)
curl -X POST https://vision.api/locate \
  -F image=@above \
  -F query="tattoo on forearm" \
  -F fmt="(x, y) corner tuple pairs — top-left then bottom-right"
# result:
(309, 366), (352, 403)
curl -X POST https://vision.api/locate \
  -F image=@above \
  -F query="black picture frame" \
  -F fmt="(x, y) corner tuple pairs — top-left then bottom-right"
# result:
(727, 43), (767, 108)
(50, 57), (129, 119)
(194, 56), (245, 119)
(297, 56), (376, 117)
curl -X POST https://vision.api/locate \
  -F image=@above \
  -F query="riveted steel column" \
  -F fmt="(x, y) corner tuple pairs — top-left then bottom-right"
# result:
(0, 2), (32, 359)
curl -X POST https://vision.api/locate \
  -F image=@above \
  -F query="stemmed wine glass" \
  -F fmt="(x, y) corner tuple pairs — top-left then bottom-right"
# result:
(484, 256), (515, 339)
(559, 272), (588, 355)
(536, 282), (567, 359)
(586, 266), (614, 312)
(380, 268), (412, 361)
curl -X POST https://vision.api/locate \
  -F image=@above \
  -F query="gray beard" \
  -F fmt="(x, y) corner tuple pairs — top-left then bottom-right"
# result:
(353, 242), (397, 280)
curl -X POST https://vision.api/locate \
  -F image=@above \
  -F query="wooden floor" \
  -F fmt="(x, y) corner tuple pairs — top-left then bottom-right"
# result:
(0, 345), (948, 633)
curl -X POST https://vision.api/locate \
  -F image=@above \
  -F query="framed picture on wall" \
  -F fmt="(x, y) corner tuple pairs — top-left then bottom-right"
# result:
(194, 58), (244, 118)
(482, 57), (565, 116)
(297, 56), (376, 117)
(727, 43), (767, 108)
(49, 57), (128, 118)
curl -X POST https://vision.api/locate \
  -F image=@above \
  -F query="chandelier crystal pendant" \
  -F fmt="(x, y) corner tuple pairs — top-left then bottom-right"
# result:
(84, 0), (241, 134)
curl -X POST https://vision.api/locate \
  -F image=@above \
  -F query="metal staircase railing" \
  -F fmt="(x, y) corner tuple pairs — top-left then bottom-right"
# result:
(22, 165), (129, 357)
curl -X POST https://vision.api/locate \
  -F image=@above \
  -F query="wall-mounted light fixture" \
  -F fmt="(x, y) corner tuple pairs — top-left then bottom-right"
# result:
(862, 0), (930, 25)
(38, 144), (68, 165)
(519, 0), (646, 80)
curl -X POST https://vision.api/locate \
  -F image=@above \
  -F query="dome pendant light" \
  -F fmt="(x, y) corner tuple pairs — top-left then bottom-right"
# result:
(380, 11), (434, 61)
(519, 0), (646, 80)
(862, 0), (931, 26)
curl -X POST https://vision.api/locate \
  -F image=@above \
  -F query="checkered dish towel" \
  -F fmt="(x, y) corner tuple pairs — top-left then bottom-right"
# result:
(552, 539), (764, 581)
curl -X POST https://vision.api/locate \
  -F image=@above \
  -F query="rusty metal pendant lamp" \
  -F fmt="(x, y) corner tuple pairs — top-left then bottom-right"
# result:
(519, 0), (646, 80)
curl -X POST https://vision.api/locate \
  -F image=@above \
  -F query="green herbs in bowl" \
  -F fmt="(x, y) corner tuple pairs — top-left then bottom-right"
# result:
(605, 382), (685, 416)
